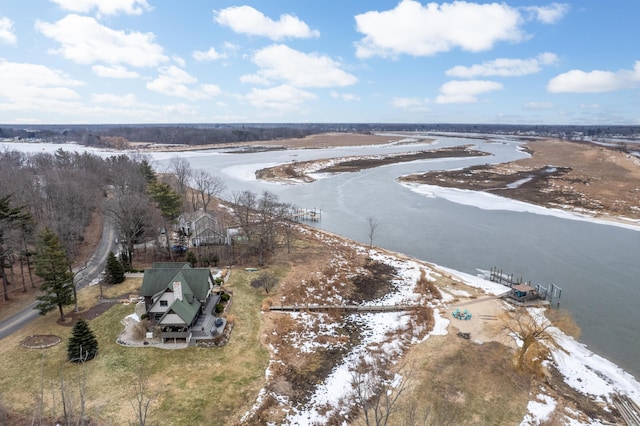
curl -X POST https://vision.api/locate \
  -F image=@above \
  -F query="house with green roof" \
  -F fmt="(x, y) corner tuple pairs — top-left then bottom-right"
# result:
(140, 262), (219, 343)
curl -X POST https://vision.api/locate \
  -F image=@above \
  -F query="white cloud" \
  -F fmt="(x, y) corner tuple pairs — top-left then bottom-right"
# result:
(245, 84), (315, 113)
(35, 14), (167, 67)
(436, 80), (503, 104)
(242, 44), (357, 88)
(146, 65), (221, 100)
(524, 3), (569, 24)
(50, 0), (151, 16)
(391, 97), (430, 112)
(354, 0), (524, 59)
(92, 65), (140, 78)
(215, 5), (320, 40)
(446, 52), (558, 78)
(330, 91), (360, 102)
(524, 101), (554, 110)
(0, 17), (16, 45)
(0, 60), (83, 111)
(172, 55), (186, 68)
(91, 93), (138, 106)
(193, 47), (227, 62)
(548, 61), (640, 93)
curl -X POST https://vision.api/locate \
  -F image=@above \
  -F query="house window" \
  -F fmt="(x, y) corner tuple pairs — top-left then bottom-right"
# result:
(160, 300), (168, 307)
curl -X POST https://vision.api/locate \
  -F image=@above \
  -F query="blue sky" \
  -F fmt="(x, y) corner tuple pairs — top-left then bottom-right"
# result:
(1, 0), (639, 125)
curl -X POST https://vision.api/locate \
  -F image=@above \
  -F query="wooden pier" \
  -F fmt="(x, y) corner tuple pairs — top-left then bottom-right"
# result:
(269, 304), (421, 313)
(613, 393), (640, 426)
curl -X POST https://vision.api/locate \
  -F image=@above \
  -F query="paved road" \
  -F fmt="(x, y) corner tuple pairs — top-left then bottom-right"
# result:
(0, 217), (116, 340)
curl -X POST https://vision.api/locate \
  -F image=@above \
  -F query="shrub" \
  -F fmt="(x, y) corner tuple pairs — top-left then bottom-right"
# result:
(250, 272), (277, 294)
(220, 292), (230, 302)
(215, 303), (225, 314)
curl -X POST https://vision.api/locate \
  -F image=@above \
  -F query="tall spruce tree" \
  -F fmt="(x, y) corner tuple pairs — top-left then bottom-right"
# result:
(148, 181), (182, 260)
(67, 318), (99, 362)
(35, 228), (75, 321)
(104, 251), (125, 284)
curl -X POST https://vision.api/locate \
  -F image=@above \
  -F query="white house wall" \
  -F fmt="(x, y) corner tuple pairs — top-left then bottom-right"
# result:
(149, 292), (175, 313)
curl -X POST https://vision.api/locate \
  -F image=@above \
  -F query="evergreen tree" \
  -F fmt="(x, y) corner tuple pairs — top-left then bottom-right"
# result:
(35, 228), (75, 321)
(140, 160), (156, 185)
(104, 251), (125, 284)
(149, 181), (182, 222)
(67, 318), (99, 362)
(186, 250), (197, 267)
(148, 181), (182, 260)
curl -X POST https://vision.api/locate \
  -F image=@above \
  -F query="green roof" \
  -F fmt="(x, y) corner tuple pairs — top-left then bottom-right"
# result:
(163, 297), (200, 325)
(140, 263), (212, 300)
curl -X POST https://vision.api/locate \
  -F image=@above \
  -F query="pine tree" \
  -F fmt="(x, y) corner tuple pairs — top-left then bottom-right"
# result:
(35, 228), (75, 321)
(186, 250), (197, 267)
(148, 181), (182, 260)
(67, 318), (99, 362)
(104, 251), (125, 284)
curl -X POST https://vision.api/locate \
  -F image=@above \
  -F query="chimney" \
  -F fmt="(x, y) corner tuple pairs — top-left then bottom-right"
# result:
(172, 281), (183, 301)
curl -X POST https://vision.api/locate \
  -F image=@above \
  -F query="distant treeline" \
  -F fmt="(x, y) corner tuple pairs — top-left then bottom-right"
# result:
(1, 123), (639, 147)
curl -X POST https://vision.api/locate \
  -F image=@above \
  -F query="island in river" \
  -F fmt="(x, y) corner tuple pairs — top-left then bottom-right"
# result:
(250, 134), (640, 227)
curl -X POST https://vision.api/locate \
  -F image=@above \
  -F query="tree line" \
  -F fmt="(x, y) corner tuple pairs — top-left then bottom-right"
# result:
(0, 125), (328, 147)
(2, 123), (640, 149)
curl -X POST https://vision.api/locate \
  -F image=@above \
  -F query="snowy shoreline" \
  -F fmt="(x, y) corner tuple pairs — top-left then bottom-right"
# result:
(400, 181), (640, 232)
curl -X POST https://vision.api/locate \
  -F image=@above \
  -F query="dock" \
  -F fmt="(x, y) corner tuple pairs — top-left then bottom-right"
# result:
(269, 304), (421, 313)
(290, 207), (321, 222)
(489, 267), (563, 306)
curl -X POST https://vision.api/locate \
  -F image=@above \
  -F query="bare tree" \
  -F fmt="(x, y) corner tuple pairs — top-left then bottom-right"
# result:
(169, 156), (193, 207)
(255, 191), (281, 266)
(367, 215), (379, 248)
(105, 192), (154, 271)
(500, 307), (560, 370)
(231, 190), (290, 264)
(276, 203), (297, 254)
(129, 366), (156, 426)
(191, 169), (226, 212)
(232, 190), (257, 238)
(350, 353), (413, 426)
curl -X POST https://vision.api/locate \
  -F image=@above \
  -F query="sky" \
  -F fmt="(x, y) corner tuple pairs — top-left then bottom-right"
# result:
(0, 0), (639, 125)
